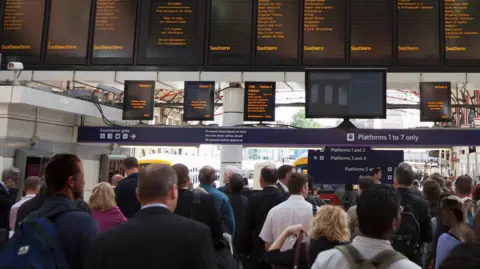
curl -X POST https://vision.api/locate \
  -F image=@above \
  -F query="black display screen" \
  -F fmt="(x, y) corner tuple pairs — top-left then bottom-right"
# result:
(183, 81), (215, 121)
(137, 0), (207, 65)
(420, 82), (452, 122)
(444, 0), (480, 65)
(208, 0), (253, 66)
(350, 0), (393, 65)
(45, 0), (91, 65)
(255, 0), (299, 66)
(303, 0), (346, 66)
(1, 0), (46, 64)
(305, 69), (387, 118)
(92, 0), (137, 65)
(397, 0), (440, 65)
(244, 82), (276, 121)
(123, 81), (155, 120)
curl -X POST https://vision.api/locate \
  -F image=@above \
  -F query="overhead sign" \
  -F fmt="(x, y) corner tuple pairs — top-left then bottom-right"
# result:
(244, 82), (276, 121)
(122, 81), (155, 121)
(308, 147), (403, 184)
(419, 82), (452, 122)
(183, 81), (215, 121)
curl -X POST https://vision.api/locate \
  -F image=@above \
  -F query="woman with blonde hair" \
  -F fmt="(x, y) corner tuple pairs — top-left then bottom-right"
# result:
(89, 182), (126, 232)
(264, 205), (349, 268)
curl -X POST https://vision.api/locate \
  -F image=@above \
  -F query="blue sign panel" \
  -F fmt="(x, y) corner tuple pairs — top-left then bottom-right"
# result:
(308, 147), (404, 184)
(77, 126), (480, 147)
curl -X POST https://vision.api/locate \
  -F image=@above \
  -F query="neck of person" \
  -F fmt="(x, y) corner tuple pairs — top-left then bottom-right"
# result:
(279, 178), (288, 185)
(126, 168), (138, 176)
(457, 193), (472, 199)
(397, 184), (411, 189)
(24, 190), (37, 196)
(264, 182), (276, 187)
(449, 222), (469, 242)
(142, 199), (173, 211)
(54, 190), (75, 200)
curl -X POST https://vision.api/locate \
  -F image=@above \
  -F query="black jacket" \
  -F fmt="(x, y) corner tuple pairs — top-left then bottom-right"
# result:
(218, 184), (229, 194)
(241, 186), (288, 262)
(115, 173), (140, 218)
(242, 187), (253, 198)
(0, 185), (17, 230)
(227, 192), (248, 252)
(85, 206), (217, 269)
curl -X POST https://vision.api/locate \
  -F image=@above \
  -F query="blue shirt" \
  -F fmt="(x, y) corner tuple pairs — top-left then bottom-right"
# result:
(435, 233), (462, 269)
(200, 183), (236, 236)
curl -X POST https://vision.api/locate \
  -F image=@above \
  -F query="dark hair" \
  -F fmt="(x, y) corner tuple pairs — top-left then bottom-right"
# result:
(439, 243), (480, 269)
(172, 163), (189, 187)
(123, 157), (138, 170)
(473, 184), (480, 201)
(261, 166), (277, 184)
(307, 175), (314, 190)
(345, 184), (354, 191)
(455, 175), (473, 195)
(277, 165), (293, 180)
(229, 174), (244, 193)
(395, 162), (415, 186)
(357, 185), (401, 239)
(138, 164), (177, 202)
(373, 167), (382, 175)
(244, 177), (249, 186)
(359, 176), (375, 191)
(423, 180), (442, 206)
(429, 172), (445, 188)
(45, 154), (82, 193)
(287, 173), (308, 194)
(413, 180), (420, 188)
(24, 176), (41, 192)
(199, 166), (216, 184)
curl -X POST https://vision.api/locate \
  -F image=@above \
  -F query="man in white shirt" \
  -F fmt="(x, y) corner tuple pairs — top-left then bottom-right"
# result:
(9, 176), (40, 230)
(312, 185), (420, 269)
(276, 165), (294, 193)
(260, 172), (314, 251)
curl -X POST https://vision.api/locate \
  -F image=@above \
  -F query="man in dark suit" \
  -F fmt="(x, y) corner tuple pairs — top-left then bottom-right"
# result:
(115, 157), (140, 218)
(227, 173), (248, 253)
(276, 165), (294, 193)
(242, 177), (253, 198)
(172, 163), (223, 241)
(0, 169), (18, 242)
(241, 166), (288, 269)
(86, 164), (217, 269)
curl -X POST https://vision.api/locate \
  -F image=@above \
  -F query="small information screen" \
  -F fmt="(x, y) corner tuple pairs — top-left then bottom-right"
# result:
(183, 81), (215, 121)
(255, 0), (299, 66)
(244, 82), (276, 121)
(303, 0), (346, 65)
(420, 82), (452, 122)
(92, 0), (137, 64)
(1, 0), (46, 64)
(45, 0), (92, 65)
(123, 81), (155, 121)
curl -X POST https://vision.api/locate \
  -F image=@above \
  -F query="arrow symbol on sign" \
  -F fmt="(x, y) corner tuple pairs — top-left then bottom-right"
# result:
(130, 134), (136, 140)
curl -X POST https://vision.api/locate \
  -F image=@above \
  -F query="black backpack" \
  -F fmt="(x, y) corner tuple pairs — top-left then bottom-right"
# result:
(391, 205), (420, 258)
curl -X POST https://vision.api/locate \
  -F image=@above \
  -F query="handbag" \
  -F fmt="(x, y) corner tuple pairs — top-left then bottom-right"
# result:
(293, 232), (311, 269)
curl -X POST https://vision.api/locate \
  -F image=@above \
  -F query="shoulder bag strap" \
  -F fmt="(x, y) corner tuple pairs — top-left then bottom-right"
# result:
(293, 232), (311, 268)
(334, 244), (363, 269)
(304, 234), (311, 267)
(371, 249), (406, 269)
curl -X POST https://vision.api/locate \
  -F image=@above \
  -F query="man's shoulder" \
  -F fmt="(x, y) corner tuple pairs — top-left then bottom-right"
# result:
(117, 175), (138, 188)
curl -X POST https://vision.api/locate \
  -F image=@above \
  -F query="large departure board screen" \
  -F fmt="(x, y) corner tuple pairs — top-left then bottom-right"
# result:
(255, 0), (299, 66)
(244, 82), (276, 121)
(397, 0), (440, 65)
(303, 0), (346, 66)
(137, 0), (207, 65)
(1, 0), (46, 64)
(123, 81), (155, 121)
(420, 82), (452, 122)
(350, 0), (393, 65)
(92, 0), (137, 65)
(208, 0), (252, 66)
(444, 0), (480, 65)
(45, 0), (91, 65)
(183, 81), (215, 121)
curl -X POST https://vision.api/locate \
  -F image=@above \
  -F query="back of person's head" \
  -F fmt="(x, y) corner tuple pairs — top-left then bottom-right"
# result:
(277, 165), (293, 181)
(138, 164), (178, 210)
(2, 168), (19, 188)
(455, 175), (473, 197)
(473, 184), (480, 201)
(89, 182), (116, 212)
(440, 195), (474, 226)
(357, 185), (401, 239)
(260, 166), (277, 187)
(429, 172), (446, 188)
(373, 167), (382, 176)
(111, 174), (124, 187)
(198, 165), (216, 185)
(243, 177), (249, 186)
(45, 154), (83, 200)
(358, 176), (374, 195)
(412, 179), (420, 189)
(311, 205), (350, 242)
(438, 243), (480, 269)
(423, 179), (442, 205)
(224, 166), (240, 183)
(172, 163), (190, 188)
(123, 157), (138, 170)
(24, 176), (41, 193)
(394, 162), (415, 186)
(344, 184), (353, 191)
(287, 173), (308, 196)
(229, 173), (244, 193)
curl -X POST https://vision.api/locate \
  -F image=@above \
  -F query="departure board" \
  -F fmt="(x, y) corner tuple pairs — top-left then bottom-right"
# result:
(183, 81), (215, 121)
(45, 0), (91, 65)
(444, 0), (480, 65)
(208, 0), (253, 66)
(397, 0), (440, 65)
(1, 0), (46, 64)
(137, 0), (207, 65)
(123, 80), (155, 121)
(255, 0), (299, 66)
(420, 82), (452, 122)
(350, 0), (393, 65)
(92, 0), (137, 65)
(303, 0), (346, 66)
(244, 82), (276, 121)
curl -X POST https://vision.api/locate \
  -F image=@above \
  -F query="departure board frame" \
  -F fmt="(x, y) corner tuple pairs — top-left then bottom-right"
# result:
(244, 81), (276, 122)
(122, 80), (155, 121)
(183, 81), (215, 121)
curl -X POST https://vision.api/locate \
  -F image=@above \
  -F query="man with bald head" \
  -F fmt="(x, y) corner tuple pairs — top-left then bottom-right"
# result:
(110, 174), (124, 188)
(86, 164), (216, 269)
(218, 165), (241, 194)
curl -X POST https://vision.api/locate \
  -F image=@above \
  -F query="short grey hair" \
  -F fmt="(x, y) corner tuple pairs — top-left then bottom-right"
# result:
(138, 164), (177, 202)
(224, 166), (241, 178)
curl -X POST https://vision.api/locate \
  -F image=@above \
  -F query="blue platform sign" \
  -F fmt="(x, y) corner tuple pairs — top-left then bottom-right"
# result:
(308, 147), (404, 184)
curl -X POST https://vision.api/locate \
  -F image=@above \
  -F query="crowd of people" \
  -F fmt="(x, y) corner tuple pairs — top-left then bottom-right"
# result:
(1, 154), (480, 269)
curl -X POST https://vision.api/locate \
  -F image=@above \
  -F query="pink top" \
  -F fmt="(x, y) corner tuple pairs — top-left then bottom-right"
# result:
(92, 206), (127, 232)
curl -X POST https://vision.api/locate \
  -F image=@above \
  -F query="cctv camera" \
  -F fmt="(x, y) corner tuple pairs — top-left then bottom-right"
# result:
(7, 62), (24, 71)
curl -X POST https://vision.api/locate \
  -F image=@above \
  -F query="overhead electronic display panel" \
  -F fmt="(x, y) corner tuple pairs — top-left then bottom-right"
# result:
(255, 0), (299, 66)
(419, 82), (452, 122)
(137, 0), (206, 65)
(183, 81), (215, 121)
(1, 0), (46, 64)
(92, 0), (137, 65)
(349, 0), (393, 65)
(303, 0), (346, 66)
(444, 0), (480, 65)
(208, 0), (252, 66)
(123, 80), (155, 121)
(397, 0), (440, 65)
(244, 82), (276, 122)
(45, 0), (91, 65)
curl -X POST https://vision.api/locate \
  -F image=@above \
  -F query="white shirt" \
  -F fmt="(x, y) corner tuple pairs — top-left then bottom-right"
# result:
(259, 195), (313, 251)
(9, 194), (36, 230)
(277, 181), (289, 192)
(312, 236), (421, 269)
